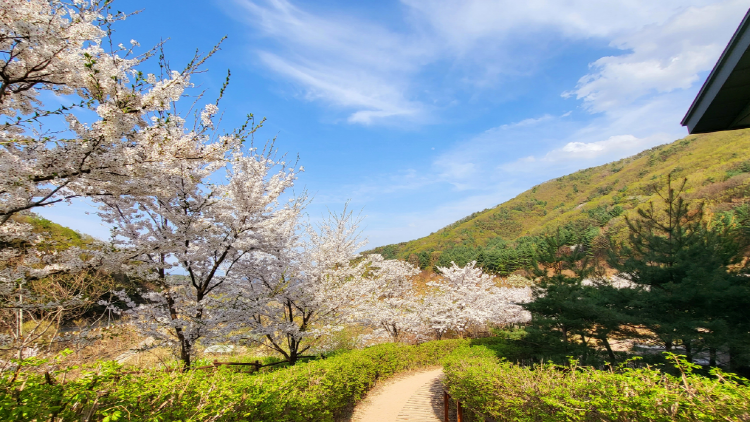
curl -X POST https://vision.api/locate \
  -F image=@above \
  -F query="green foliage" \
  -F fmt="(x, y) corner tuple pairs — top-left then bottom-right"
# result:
(432, 237), (538, 275)
(1, 340), (469, 422)
(587, 204), (624, 227)
(518, 175), (750, 374)
(521, 229), (633, 365)
(609, 176), (750, 370)
(443, 347), (750, 421)
(724, 160), (750, 180)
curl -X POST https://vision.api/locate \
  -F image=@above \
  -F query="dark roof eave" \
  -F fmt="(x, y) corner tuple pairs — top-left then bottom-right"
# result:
(682, 8), (750, 133)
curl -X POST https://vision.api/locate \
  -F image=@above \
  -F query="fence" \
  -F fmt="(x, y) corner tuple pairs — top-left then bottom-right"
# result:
(444, 390), (496, 422)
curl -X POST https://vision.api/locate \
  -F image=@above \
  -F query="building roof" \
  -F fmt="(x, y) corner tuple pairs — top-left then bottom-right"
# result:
(682, 8), (750, 134)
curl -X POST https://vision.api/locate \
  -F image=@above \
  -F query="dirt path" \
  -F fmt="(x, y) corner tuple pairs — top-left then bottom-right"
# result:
(351, 367), (456, 422)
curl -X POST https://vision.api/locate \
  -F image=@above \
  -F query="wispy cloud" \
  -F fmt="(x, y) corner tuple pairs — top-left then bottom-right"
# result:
(500, 114), (556, 130)
(401, 0), (722, 48)
(226, 0), (744, 127)
(229, 0), (433, 124)
(362, 182), (522, 248)
(257, 52), (422, 124)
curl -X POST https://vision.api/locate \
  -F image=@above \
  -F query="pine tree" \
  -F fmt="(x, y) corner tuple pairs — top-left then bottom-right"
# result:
(610, 174), (750, 368)
(524, 228), (634, 364)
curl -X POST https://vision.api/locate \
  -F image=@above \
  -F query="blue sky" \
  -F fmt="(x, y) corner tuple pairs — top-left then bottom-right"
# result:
(40, 0), (749, 248)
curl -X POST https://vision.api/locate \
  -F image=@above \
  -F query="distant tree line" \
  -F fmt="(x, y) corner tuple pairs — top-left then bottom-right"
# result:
(391, 204), (622, 276)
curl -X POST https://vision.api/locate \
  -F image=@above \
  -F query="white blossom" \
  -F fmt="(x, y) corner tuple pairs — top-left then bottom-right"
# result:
(99, 147), (302, 369)
(418, 261), (532, 339)
(201, 104), (219, 127)
(0, 1), (237, 353)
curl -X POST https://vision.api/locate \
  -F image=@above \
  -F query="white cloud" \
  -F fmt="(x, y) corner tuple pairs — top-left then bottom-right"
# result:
(218, 0), (747, 246)
(362, 183), (521, 248)
(226, 0), (743, 125)
(561, 135), (636, 155)
(400, 0), (716, 54)
(257, 52), (422, 124)
(229, 0), (432, 124)
(566, 0), (747, 113)
(501, 114), (555, 129)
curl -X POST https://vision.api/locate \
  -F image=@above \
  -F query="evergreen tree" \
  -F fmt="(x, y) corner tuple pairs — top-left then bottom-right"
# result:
(524, 228), (634, 364)
(610, 175), (750, 369)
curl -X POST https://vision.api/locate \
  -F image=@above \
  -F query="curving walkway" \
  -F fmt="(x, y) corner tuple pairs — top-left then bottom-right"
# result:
(351, 368), (456, 422)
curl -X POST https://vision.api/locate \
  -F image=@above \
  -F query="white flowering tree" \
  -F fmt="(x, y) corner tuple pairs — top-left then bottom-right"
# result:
(234, 208), (377, 365)
(419, 261), (531, 339)
(1, 0), (227, 225)
(350, 255), (420, 341)
(99, 143), (303, 369)
(0, 0), (236, 358)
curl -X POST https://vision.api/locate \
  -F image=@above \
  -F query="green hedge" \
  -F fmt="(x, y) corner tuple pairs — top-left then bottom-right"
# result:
(1, 339), (467, 422)
(443, 346), (750, 422)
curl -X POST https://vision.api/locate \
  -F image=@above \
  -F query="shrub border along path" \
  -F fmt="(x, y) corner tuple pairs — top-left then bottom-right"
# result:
(1, 340), (469, 422)
(442, 345), (750, 422)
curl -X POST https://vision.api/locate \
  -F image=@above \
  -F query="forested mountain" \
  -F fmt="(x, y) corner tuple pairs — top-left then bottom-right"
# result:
(369, 128), (750, 273)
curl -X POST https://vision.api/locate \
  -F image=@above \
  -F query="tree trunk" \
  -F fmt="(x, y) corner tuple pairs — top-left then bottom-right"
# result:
(287, 334), (300, 366)
(665, 340), (673, 352)
(600, 337), (616, 364)
(710, 347), (717, 367)
(729, 344), (738, 373)
(162, 288), (191, 371)
(180, 339), (192, 371)
(684, 339), (692, 363)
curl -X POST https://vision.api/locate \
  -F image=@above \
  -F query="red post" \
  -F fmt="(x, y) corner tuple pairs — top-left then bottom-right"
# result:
(444, 391), (450, 422)
(457, 399), (464, 422)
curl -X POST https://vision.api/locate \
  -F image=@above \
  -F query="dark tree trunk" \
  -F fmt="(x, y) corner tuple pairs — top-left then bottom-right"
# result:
(684, 339), (692, 363)
(710, 347), (717, 367)
(180, 339), (192, 371)
(729, 344), (739, 373)
(600, 337), (616, 364)
(163, 284), (192, 372)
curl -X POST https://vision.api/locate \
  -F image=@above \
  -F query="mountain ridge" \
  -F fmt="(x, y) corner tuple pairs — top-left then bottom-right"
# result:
(369, 128), (750, 267)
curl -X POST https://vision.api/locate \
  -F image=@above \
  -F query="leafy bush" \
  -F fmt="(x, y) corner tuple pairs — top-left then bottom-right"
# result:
(443, 346), (750, 421)
(1, 340), (468, 422)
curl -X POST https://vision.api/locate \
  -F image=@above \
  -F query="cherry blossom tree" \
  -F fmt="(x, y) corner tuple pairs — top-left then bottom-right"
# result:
(1, 0), (234, 268)
(1, 0), (233, 224)
(0, 0), (237, 359)
(234, 208), (375, 365)
(98, 143), (303, 369)
(419, 261), (531, 339)
(350, 255), (420, 341)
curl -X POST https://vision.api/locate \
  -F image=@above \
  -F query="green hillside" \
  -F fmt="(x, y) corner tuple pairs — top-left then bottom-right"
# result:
(370, 128), (750, 271)
(6, 213), (97, 251)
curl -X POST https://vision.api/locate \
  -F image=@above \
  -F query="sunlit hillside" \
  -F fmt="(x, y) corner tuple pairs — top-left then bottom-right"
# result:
(6, 213), (97, 251)
(370, 128), (750, 263)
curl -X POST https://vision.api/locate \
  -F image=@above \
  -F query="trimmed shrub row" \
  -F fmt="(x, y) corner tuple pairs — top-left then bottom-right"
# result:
(443, 346), (750, 422)
(1, 339), (468, 422)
